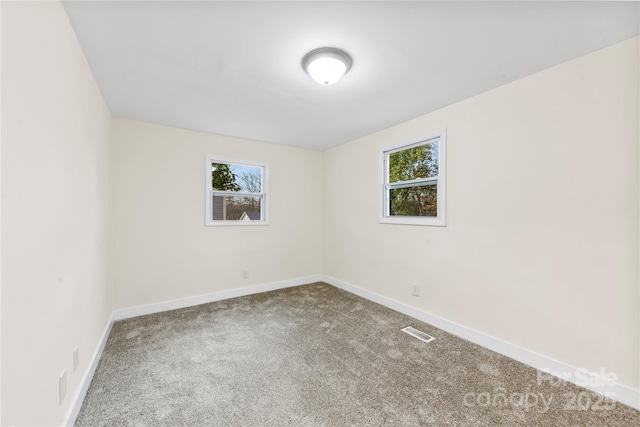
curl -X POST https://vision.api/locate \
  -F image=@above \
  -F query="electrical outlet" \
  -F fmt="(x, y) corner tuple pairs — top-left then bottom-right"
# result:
(411, 284), (420, 297)
(59, 369), (67, 405)
(73, 346), (79, 373)
(242, 269), (249, 279)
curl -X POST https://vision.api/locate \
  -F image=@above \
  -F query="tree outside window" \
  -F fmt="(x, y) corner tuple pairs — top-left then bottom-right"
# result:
(381, 131), (446, 226)
(207, 158), (267, 225)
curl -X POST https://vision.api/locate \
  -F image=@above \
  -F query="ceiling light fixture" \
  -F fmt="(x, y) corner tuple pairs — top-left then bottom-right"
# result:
(302, 47), (352, 85)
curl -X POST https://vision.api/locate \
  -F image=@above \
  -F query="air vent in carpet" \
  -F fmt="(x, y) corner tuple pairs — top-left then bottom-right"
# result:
(402, 326), (435, 344)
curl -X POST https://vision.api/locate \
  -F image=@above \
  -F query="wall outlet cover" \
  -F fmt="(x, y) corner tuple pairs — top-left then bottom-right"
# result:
(59, 369), (67, 405)
(411, 284), (420, 297)
(73, 346), (79, 372)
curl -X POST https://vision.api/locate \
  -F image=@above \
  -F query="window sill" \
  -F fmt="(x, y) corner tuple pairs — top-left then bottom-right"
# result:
(205, 221), (269, 227)
(379, 216), (446, 227)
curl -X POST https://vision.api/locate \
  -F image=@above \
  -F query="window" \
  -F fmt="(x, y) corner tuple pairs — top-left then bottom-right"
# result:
(380, 130), (446, 226)
(205, 156), (268, 226)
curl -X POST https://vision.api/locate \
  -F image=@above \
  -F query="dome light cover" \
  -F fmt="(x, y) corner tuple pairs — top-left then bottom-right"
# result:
(302, 47), (352, 85)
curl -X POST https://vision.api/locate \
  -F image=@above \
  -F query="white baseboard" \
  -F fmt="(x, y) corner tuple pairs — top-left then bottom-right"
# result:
(63, 273), (639, 426)
(63, 313), (114, 427)
(322, 274), (640, 411)
(112, 275), (323, 321)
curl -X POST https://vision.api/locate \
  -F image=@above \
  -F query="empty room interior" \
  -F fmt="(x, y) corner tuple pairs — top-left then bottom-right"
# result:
(2, 1), (640, 426)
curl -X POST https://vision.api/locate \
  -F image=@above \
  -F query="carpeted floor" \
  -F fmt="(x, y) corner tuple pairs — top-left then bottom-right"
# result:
(75, 282), (640, 426)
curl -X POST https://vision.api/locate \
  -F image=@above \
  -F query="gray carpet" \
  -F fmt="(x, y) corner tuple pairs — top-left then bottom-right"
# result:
(76, 283), (640, 426)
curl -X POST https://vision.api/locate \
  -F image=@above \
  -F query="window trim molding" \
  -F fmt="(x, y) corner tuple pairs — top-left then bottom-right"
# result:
(379, 129), (447, 227)
(205, 154), (269, 226)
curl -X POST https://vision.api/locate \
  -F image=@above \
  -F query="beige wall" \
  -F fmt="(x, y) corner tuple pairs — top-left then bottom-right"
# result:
(1, 1), (113, 426)
(112, 119), (323, 309)
(323, 37), (639, 390)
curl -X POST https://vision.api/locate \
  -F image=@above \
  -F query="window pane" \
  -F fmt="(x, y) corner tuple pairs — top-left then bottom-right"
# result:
(211, 162), (242, 191)
(212, 195), (262, 221)
(212, 163), (262, 193)
(389, 183), (437, 217)
(388, 141), (439, 183)
(232, 165), (262, 193)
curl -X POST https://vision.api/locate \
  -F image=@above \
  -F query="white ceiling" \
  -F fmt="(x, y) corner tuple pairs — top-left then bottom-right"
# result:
(62, 1), (639, 151)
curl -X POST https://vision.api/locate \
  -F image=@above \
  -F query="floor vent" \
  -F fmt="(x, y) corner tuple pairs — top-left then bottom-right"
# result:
(402, 326), (435, 344)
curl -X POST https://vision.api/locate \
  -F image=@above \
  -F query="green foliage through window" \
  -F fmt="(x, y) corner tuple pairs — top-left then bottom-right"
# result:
(386, 140), (439, 218)
(389, 184), (437, 217)
(388, 143), (439, 183)
(211, 163), (241, 191)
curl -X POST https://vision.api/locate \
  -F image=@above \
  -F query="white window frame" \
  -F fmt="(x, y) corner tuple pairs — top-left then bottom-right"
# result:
(205, 155), (269, 226)
(379, 130), (446, 226)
